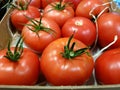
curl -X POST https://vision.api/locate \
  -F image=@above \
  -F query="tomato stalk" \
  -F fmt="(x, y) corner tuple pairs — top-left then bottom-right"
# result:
(50, 0), (68, 11)
(4, 37), (23, 61)
(61, 34), (89, 59)
(26, 16), (56, 37)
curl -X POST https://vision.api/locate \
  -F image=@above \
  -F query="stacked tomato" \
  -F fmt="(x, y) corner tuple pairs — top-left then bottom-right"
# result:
(1, 0), (120, 86)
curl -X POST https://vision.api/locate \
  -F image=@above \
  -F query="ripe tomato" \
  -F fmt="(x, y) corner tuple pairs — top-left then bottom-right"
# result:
(63, 0), (82, 10)
(43, 1), (74, 27)
(75, 0), (109, 19)
(95, 48), (120, 84)
(0, 47), (40, 85)
(97, 12), (120, 49)
(62, 17), (96, 46)
(40, 36), (94, 85)
(41, 0), (59, 9)
(10, 6), (40, 31)
(22, 17), (61, 54)
(16, 0), (42, 8)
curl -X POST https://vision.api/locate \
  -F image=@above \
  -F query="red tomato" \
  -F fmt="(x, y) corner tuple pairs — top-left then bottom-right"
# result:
(97, 12), (120, 49)
(62, 17), (96, 46)
(43, 1), (74, 27)
(22, 17), (61, 54)
(16, 0), (41, 8)
(0, 47), (40, 85)
(10, 6), (40, 31)
(41, 0), (59, 8)
(63, 0), (82, 10)
(75, 0), (109, 19)
(40, 37), (94, 85)
(95, 48), (120, 84)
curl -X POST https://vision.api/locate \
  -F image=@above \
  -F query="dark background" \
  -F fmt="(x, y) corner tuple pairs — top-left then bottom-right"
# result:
(0, 0), (12, 20)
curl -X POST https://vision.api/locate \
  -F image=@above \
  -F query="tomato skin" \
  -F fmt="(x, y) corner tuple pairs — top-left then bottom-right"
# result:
(95, 48), (120, 84)
(97, 12), (120, 49)
(75, 0), (109, 19)
(10, 6), (40, 31)
(62, 17), (96, 46)
(22, 17), (61, 54)
(0, 48), (40, 85)
(16, 0), (41, 8)
(43, 1), (74, 27)
(40, 37), (94, 86)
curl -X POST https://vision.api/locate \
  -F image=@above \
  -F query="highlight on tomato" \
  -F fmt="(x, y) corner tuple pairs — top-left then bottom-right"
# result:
(40, 35), (94, 86)
(0, 37), (40, 85)
(62, 16), (96, 46)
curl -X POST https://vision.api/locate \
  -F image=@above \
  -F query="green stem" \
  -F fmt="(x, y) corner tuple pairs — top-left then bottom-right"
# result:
(61, 34), (90, 59)
(25, 16), (56, 37)
(4, 37), (23, 61)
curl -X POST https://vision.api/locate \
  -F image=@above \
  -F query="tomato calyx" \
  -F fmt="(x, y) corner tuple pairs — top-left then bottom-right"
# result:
(50, 0), (68, 11)
(4, 37), (23, 61)
(26, 16), (56, 37)
(61, 34), (89, 59)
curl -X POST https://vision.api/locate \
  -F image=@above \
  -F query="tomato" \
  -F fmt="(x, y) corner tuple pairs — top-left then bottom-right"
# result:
(75, 0), (109, 19)
(16, 0), (41, 8)
(43, 1), (74, 27)
(22, 17), (61, 54)
(62, 17), (96, 46)
(10, 6), (40, 31)
(63, 0), (82, 10)
(97, 12), (120, 49)
(95, 48), (120, 84)
(0, 43), (40, 85)
(40, 36), (94, 85)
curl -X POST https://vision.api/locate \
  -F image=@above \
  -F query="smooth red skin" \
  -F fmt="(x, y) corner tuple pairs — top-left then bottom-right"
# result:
(10, 6), (40, 31)
(41, 0), (59, 9)
(16, 0), (41, 8)
(0, 48), (40, 85)
(62, 17), (96, 46)
(97, 12), (120, 49)
(63, 0), (82, 10)
(40, 37), (94, 86)
(75, 0), (109, 19)
(95, 48), (120, 84)
(22, 17), (61, 54)
(43, 1), (74, 27)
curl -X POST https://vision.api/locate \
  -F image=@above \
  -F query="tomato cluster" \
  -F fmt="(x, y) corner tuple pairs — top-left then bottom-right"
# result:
(1, 0), (120, 86)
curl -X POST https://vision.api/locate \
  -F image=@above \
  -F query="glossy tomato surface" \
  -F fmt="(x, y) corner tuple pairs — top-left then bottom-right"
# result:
(40, 37), (94, 86)
(22, 17), (61, 54)
(75, 0), (109, 19)
(43, 1), (74, 27)
(97, 12), (120, 49)
(11, 6), (40, 31)
(95, 48), (120, 84)
(0, 48), (40, 85)
(62, 17), (96, 46)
